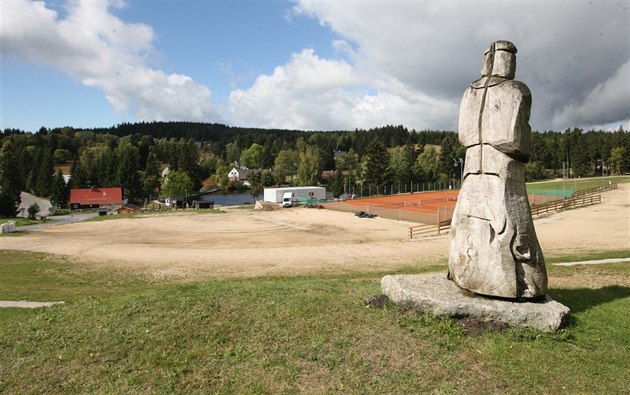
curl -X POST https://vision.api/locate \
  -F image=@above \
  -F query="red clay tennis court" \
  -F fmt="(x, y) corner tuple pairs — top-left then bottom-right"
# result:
(323, 189), (460, 224)
(323, 187), (564, 224)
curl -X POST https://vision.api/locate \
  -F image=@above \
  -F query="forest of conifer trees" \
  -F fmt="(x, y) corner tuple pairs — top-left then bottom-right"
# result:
(0, 122), (628, 217)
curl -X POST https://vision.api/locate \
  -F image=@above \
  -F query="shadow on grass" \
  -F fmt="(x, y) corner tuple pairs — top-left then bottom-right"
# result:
(551, 286), (630, 314)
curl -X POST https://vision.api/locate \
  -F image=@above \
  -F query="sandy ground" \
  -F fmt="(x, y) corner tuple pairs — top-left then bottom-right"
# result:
(1, 185), (628, 281)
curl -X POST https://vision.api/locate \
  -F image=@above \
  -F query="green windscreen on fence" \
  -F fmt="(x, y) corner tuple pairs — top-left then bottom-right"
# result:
(298, 198), (327, 205)
(526, 186), (574, 198)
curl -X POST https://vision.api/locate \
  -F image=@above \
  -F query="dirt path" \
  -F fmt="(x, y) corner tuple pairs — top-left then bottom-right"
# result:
(0, 184), (627, 281)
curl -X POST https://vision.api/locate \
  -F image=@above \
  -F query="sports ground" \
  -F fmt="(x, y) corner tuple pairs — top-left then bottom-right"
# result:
(323, 180), (597, 224)
(324, 189), (460, 224)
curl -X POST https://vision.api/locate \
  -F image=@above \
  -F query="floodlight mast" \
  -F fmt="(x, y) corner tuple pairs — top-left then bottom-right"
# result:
(453, 157), (464, 186)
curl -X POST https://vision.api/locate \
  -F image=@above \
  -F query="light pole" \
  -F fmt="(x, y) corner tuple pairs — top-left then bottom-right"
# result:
(453, 158), (464, 187)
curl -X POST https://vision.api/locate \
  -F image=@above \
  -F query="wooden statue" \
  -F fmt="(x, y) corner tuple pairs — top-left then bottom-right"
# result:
(448, 40), (548, 299)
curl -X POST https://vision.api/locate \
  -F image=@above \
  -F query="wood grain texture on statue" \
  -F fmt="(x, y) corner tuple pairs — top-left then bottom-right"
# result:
(448, 40), (548, 299)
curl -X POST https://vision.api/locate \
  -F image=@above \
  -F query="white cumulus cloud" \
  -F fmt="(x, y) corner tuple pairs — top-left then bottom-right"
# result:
(231, 0), (628, 131)
(1, 0), (221, 123)
(229, 49), (363, 130)
(229, 48), (457, 131)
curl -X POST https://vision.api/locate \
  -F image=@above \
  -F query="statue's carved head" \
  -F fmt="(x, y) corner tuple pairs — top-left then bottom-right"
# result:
(481, 40), (517, 79)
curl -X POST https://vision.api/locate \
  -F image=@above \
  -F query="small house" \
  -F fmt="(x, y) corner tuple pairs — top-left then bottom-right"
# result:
(228, 166), (262, 187)
(192, 200), (214, 209)
(69, 187), (124, 210)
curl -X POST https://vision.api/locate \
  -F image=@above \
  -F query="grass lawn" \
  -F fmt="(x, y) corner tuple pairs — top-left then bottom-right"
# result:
(526, 175), (630, 197)
(0, 218), (42, 227)
(0, 250), (628, 393)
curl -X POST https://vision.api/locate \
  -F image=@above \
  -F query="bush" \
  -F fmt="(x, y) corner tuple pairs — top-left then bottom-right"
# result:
(49, 208), (71, 216)
(27, 203), (40, 220)
(525, 161), (547, 182)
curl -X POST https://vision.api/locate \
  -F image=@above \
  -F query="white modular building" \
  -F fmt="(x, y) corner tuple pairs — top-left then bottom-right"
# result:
(263, 186), (326, 204)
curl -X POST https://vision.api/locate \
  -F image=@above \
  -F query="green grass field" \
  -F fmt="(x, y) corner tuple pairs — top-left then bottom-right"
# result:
(0, 218), (41, 227)
(526, 175), (630, 198)
(1, 250), (628, 393)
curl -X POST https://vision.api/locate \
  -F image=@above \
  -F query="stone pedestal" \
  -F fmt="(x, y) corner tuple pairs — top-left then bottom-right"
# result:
(381, 273), (570, 332)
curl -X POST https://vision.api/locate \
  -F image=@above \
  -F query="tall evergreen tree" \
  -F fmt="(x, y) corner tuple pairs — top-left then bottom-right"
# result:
(177, 139), (201, 188)
(18, 145), (35, 191)
(361, 139), (390, 189)
(144, 150), (160, 179)
(49, 169), (69, 209)
(261, 136), (274, 168)
(438, 134), (458, 179)
(567, 128), (591, 177)
(70, 160), (88, 189)
(115, 144), (142, 203)
(0, 139), (22, 217)
(34, 146), (54, 197)
(26, 146), (41, 194)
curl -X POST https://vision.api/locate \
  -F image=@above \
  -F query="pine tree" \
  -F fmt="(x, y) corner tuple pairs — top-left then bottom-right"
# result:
(26, 146), (42, 194)
(567, 128), (591, 177)
(0, 139), (22, 217)
(49, 169), (69, 209)
(34, 146), (54, 197)
(361, 139), (390, 189)
(115, 144), (142, 203)
(177, 139), (201, 188)
(438, 134), (458, 178)
(70, 160), (89, 189)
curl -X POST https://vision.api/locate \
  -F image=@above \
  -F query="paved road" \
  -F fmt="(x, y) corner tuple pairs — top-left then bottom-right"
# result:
(15, 212), (99, 232)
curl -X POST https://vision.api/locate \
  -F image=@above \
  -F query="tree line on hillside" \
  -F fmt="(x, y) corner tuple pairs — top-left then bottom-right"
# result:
(0, 123), (628, 218)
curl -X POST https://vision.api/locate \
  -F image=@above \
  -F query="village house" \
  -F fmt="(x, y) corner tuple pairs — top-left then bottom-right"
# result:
(228, 166), (250, 182)
(228, 165), (263, 187)
(69, 187), (124, 211)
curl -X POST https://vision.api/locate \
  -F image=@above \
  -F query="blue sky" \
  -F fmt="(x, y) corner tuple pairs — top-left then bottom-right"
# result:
(1, 0), (629, 133)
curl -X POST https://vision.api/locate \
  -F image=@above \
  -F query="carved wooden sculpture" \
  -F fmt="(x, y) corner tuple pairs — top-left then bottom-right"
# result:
(448, 41), (548, 298)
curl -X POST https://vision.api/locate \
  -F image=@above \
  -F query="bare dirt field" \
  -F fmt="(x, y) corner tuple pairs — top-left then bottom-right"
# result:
(1, 184), (628, 283)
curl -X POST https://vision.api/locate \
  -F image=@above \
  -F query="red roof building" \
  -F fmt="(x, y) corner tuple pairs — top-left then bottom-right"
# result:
(69, 187), (124, 210)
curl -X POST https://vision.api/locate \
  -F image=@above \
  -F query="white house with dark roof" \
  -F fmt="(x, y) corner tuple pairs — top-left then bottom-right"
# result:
(228, 166), (251, 182)
(228, 166), (264, 187)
